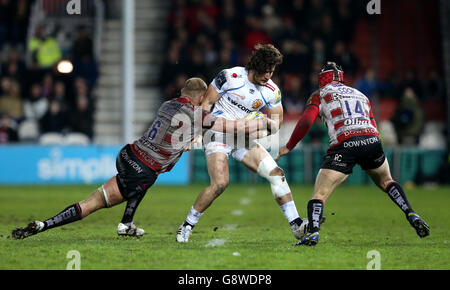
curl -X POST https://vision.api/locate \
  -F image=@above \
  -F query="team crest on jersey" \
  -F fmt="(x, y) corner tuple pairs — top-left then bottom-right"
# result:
(249, 89), (255, 94)
(274, 90), (282, 104)
(252, 99), (263, 109)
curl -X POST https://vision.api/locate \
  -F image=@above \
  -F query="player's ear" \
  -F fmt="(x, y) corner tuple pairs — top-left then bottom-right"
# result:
(198, 92), (206, 104)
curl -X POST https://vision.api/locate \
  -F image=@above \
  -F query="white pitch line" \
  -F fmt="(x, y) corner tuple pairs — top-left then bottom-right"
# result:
(205, 238), (227, 247)
(231, 209), (243, 216)
(239, 197), (251, 205)
(222, 224), (237, 230)
(247, 188), (256, 195)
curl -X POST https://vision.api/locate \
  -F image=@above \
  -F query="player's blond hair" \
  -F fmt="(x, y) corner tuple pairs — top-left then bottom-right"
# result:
(183, 78), (207, 97)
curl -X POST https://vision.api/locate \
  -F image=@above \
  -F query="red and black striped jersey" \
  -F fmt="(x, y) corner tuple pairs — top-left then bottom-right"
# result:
(133, 96), (216, 173)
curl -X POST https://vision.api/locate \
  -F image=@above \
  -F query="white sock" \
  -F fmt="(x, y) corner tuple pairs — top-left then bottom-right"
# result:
(280, 201), (300, 224)
(185, 206), (203, 227)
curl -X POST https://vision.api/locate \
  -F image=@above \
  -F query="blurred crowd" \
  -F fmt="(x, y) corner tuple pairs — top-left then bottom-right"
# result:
(0, 0), (446, 149)
(161, 0), (364, 103)
(161, 0), (447, 148)
(0, 0), (97, 144)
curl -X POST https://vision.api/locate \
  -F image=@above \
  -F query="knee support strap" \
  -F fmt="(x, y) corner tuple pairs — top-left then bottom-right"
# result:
(99, 185), (112, 208)
(257, 156), (291, 198)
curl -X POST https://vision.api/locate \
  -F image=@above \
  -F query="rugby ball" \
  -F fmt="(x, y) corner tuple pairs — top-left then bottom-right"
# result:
(244, 111), (264, 120)
(244, 111), (268, 139)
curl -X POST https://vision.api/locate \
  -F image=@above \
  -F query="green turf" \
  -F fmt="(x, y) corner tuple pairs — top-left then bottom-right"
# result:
(0, 184), (448, 270)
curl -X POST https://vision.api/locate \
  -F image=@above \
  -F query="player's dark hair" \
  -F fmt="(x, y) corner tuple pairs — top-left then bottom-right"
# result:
(246, 44), (283, 74)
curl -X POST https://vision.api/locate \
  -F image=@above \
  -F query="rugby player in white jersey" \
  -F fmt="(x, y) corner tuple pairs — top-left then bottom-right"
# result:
(176, 44), (312, 243)
(276, 62), (430, 246)
(11, 78), (274, 239)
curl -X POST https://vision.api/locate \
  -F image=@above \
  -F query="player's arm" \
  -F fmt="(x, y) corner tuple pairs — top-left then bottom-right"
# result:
(211, 116), (276, 135)
(201, 84), (222, 112)
(264, 105), (283, 135)
(200, 107), (275, 135)
(368, 101), (378, 129)
(276, 90), (320, 161)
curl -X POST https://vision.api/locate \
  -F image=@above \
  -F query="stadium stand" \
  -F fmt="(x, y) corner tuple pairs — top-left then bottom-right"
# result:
(0, 0), (447, 184)
(162, 0), (446, 149)
(0, 0), (101, 144)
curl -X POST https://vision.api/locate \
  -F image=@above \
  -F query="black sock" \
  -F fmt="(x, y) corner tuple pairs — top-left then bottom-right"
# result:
(385, 181), (414, 216)
(307, 199), (324, 232)
(289, 217), (303, 227)
(43, 203), (82, 231)
(121, 193), (146, 224)
(183, 221), (194, 228)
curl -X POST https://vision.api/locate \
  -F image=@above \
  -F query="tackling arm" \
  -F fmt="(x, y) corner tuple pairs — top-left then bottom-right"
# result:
(264, 105), (284, 135)
(211, 117), (276, 135)
(285, 91), (321, 150)
(368, 101), (378, 129)
(201, 85), (222, 112)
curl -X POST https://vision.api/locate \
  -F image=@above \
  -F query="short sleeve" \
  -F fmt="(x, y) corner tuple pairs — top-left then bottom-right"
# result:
(261, 85), (282, 109)
(211, 69), (230, 94)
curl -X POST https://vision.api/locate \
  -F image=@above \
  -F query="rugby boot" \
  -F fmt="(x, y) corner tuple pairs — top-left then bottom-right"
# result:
(12, 221), (45, 240)
(117, 222), (145, 237)
(291, 216), (327, 240)
(294, 231), (319, 246)
(407, 212), (430, 238)
(176, 224), (192, 243)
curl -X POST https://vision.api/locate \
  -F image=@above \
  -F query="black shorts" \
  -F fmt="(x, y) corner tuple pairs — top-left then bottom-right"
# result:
(115, 144), (158, 200)
(321, 136), (386, 174)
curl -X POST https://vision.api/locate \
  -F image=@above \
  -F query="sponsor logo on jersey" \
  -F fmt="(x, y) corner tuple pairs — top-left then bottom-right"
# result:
(274, 90), (282, 104)
(343, 136), (379, 148)
(344, 118), (370, 126)
(343, 128), (377, 137)
(252, 99), (263, 109)
(120, 149), (144, 174)
(249, 89), (255, 94)
(227, 96), (251, 113)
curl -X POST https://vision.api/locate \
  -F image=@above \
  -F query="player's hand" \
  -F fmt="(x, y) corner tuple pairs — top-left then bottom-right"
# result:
(264, 117), (278, 135)
(275, 146), (291, 162)
(185, 136), (201, 152)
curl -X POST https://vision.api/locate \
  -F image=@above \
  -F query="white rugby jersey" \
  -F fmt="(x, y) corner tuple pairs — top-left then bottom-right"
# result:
(311, 83), (379, 147)
(210, 66), (282, 120)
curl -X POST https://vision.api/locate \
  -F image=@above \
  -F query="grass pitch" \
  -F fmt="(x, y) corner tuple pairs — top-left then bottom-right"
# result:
(0, 184), (448, 270)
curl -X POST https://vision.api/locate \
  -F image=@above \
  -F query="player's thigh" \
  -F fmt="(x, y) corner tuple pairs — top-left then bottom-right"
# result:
(103, 176), (125, 206)
(79, 176), (124, 217)
(206, 152), (230, 186)
(365, 158), (394, 190)
(313, 169), (348, 201)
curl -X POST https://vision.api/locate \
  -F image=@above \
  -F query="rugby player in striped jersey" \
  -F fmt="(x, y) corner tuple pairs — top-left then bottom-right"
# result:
(276, 62), (430, 246)
(11, 78), (274, 239)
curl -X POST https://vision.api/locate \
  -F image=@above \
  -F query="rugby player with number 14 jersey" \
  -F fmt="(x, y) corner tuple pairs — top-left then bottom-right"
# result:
(277, 62), (430, 246)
